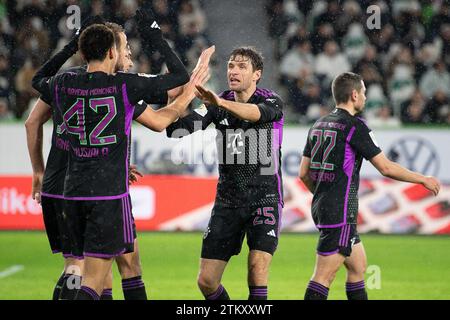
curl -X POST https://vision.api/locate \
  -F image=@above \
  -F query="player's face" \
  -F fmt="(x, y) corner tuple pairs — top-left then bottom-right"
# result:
(115, 32), (132, 72)
(227, 55), (261, 92)
(354, 81), (366, 112)
(121, 45), (133, 73)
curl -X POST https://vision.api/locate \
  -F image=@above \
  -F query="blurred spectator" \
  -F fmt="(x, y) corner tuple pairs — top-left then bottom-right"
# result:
(314, 40), (351, 85)
(0, 97), (13, 121)
(423, 90), (449, 124)
(310, 22), (334, 55)
(288, 75), (323, 118)
(367, 104), (401, 128)
(178, 0), (207, 37)
(400, 89), (426, 124)
(14, 55), (40, 119)
(419, 60), (450, 99)
(0, 54), (12, 100)
(279, 40), (314, 82)
(342, 23), (368, 64)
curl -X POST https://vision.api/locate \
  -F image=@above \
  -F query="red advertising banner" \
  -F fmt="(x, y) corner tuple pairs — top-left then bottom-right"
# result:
(0, 176), (449, 234)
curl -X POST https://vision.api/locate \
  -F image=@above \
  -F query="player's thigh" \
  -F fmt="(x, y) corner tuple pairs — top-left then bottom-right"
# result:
(344, 237), (366, 275)
(201, 205), (246, 261)
(246, 204), (281, 256)
(83, 197), (134, 257)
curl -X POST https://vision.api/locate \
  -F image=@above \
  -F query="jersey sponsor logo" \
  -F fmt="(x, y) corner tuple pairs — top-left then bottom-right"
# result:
(369, 131), (379, 147)
(267, 230), (276, 238)
(227, 132), (243, 155)
(137, 73), (157, 78)
(194, 104), (208, 117)
(219, 118), (229, 126)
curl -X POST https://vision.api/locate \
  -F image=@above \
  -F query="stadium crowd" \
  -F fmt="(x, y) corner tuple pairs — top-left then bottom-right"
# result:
(266, 0), (450, 125)
(0, 0), (210, 120)
(0, 0), (449, 126)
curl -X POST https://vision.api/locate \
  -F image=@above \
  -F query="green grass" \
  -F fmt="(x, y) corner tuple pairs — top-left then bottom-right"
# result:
(0, 231), (449, 300)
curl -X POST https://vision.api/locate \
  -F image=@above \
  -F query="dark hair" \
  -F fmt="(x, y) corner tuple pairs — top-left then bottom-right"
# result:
(105, 22), (124, 49)
(79, 24), (115, 62)
(229, 46), (264, 82)
(331, 72), (363, 104)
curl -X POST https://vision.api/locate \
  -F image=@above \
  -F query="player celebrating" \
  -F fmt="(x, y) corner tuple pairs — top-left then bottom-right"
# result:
(25, 20), (169, 300)
(167, 47), (284, 300)
(299, 72), (441, 300)
(31, 8), (212, 299)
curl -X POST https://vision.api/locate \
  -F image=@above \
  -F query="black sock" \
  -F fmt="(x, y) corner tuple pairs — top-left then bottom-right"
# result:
(346, 281), (368, 300)
(75, 286), (100, 300)
(206, 284), (230, 300)
(59, 274), (82, 300)
(100, 288), (113, 300)
(304, 280), (329, 300)
(248, 286), (268, 300)
(52, 273), (65, 300)
(121, 276), (147, 300)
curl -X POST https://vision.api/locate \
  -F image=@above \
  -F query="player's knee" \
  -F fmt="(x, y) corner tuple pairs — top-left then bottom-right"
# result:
(197, 273), (219, 292)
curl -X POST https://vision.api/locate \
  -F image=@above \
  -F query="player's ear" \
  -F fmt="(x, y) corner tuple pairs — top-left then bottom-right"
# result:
(253, 70), (262, 83)
(351, 89), (358, 102)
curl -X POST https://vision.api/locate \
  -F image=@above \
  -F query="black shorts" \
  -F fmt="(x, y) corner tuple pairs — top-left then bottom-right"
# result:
(41, 195), (71, 254)
(316, 224), (361, 257)
(64, 196), (135, 259)
(201, 203), (282, 261)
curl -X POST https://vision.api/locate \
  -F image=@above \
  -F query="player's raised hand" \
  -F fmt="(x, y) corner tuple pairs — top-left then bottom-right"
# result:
(192, 46), (215, 74)
(422, 176), (441, 196)
(195, 85), (221, 106)
(135, 7), (163, 42)
(32, 172), (44, 204)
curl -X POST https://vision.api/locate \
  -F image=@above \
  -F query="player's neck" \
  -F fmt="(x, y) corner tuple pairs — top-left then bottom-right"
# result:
(87, 61), (114, 75)
(234, 86), (256, 103)
(336, 103), (357, 116)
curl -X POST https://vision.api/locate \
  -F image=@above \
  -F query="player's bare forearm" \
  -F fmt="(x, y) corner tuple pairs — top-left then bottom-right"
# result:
(218, 99), (261, 122)
(25, 121), (45, 174)
(136, 94), (192, 132)
(370, 152), (440, 195)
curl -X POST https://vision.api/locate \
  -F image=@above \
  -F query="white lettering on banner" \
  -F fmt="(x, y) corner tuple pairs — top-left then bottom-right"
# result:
(0, 188), (41, 215)
(1, 124), (450, 180)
